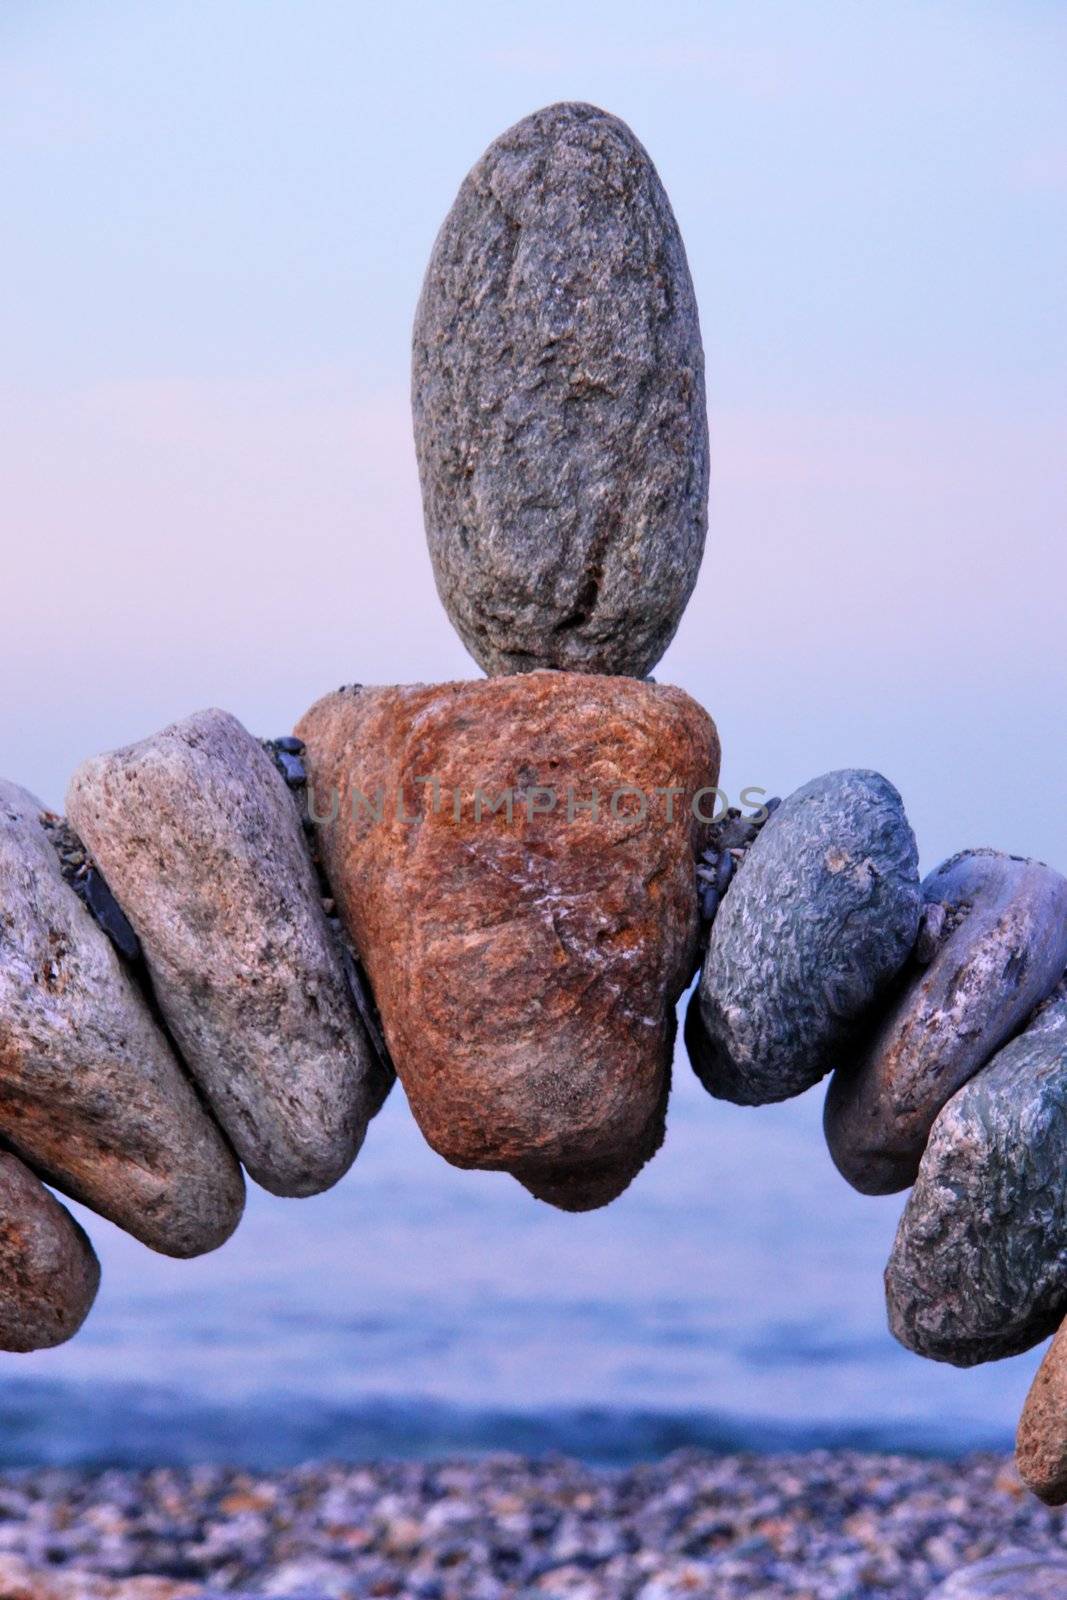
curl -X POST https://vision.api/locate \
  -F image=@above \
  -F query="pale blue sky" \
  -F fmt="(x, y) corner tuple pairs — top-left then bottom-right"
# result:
(3, 0), (1065, 870)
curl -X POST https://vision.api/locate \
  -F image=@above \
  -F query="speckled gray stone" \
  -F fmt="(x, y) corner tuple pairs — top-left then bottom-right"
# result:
(927, 1553), (1067, 1599)
(0, 779), (244, 1257)
(68, 709), (390, 1199)
(0, 1150), (100, 1351)
(687, 770), (922, 1105)
(825, 850), (1067, 1194)
(886, 992), (1067, 1367)
(412, 101), (708, 679)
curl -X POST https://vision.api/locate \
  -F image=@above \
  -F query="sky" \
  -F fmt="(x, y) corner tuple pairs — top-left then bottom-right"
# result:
(1, 0), (1066, 1448)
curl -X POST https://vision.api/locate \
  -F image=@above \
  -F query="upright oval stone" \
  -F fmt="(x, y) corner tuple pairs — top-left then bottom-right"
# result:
(0, 780), (244, 1257)
(885, 993), (1067, 1367)
(825, 850), (1067, 1194)
(412, 101), (708, 679)
(297, 673), (719, 1209)
(0, 1151), (99, 1351)
(687, 770), (921, 1105)
(68, 710), (391, 1199)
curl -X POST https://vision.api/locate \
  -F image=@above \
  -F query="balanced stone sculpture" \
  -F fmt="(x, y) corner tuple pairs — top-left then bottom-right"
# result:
(297, 672), (718, 1209)
(686, 770), (922, 1105)
(413, 101), (708, 679)
(825, 849), (1067, 1194)
(68, 709), (391, 1198)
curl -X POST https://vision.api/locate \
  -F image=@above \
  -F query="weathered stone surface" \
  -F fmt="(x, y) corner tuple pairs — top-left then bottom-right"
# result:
(825, 850), (1067, 1194)
(68, 710), (390, 1199)
(412, 101), (708, 680)
(1017, 1313), (1067, 1504)
(0, 780), (243, 1257)
(297, 673), (718, 1209)
(687, 771), (921, 1106)
(926, 1552), (1067, 1599)
(886, 993), (1067, 1367)
(0, 1151), (99, 1351)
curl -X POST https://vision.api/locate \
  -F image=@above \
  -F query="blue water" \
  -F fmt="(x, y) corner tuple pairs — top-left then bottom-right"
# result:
(0, 1019), (1039, 1467)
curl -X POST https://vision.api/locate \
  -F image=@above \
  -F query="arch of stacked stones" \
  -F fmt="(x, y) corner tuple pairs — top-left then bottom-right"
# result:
(3, 102), (1066, 1504)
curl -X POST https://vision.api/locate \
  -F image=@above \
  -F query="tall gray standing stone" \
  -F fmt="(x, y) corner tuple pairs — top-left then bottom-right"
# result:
(0, 1150), (100, 1351)
(68, 709), (390, 1198)
(886, 993), (1067, 1366)
(0, 779), (244, 1257)
(687, 770), (922, 1105)
(412, 101), (708, 679)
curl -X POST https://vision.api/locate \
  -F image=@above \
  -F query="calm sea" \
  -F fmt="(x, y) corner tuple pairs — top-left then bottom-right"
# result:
(0, 1021), (1037, 1467)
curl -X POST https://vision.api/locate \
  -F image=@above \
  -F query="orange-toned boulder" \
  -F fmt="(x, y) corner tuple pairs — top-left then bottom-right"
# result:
(297, 673), (719, 1209)
(1017, 1312), (1067, 1505)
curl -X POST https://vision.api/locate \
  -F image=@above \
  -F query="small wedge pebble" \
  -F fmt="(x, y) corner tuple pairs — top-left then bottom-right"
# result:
(915, 899), (947, 964)
(39, 814), (142, 963)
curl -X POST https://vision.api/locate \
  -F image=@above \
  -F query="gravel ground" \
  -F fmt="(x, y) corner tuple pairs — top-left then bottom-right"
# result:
(0, 1452), (1062, 1599)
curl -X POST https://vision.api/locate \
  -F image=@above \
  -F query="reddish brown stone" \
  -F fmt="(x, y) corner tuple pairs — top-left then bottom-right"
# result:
(297, 673), (719, 1209)
(0, 1150), (99, 1352)
(1018, 1315), (1067, 1505)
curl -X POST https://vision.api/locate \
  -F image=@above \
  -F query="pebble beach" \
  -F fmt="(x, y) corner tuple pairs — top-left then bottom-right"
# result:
(0, 1451), (1063, 1599)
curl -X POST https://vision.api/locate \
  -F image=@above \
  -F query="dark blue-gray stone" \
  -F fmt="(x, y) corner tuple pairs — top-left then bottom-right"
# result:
(687, 770), (922, 1105)
(885, 992), (1067, 1368)
(412, 102), (708, 679)
(83, 866), (142, 963)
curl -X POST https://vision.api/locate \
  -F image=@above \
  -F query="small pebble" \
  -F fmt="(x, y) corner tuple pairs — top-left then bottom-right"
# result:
(83, 868), (143, 964)
(914, 899), (947, 965)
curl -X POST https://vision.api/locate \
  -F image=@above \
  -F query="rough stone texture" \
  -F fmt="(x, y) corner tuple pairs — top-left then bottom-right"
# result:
(927, 1553), (1067, 1599)
(0, 1151), (99, 1351)
(412, 101), (708, 680)
(297, 673), (718, 1209)
(687, 770), (921, 1106)
(825, 850), (1067, 1194)
(1017, 1314), (1067, 1505)
(886, 992), (1067, 1367)
(67, 710), (390, 1199)
(0, 780), (243, 1257)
